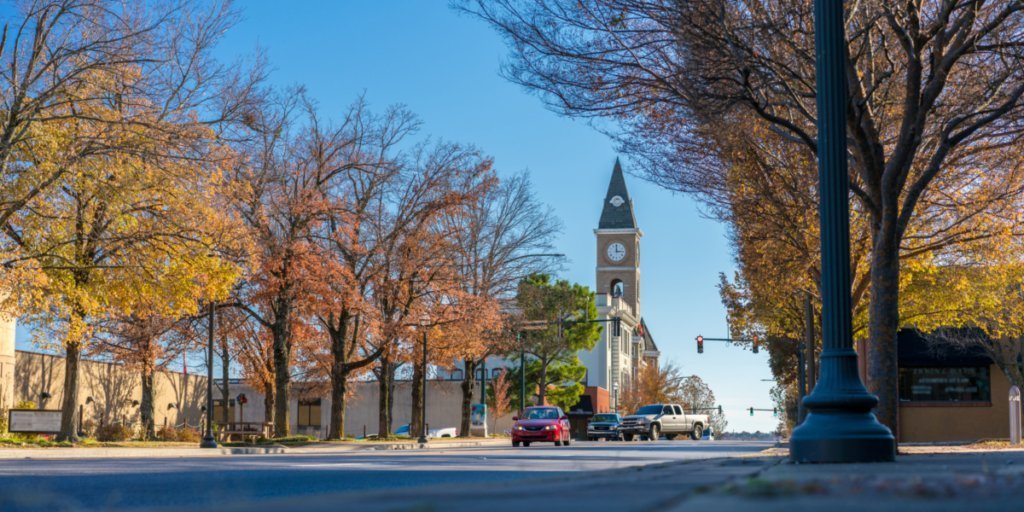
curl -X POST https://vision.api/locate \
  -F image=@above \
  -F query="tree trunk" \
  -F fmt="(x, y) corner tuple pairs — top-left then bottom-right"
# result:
(411, 357), (424, 438)
(866, 222), (901, 435)
(57, 341), (81, 442)
(377, 358), (394, 437)
(459, 360), (476, 437)
(536, 360), (549, 406)
(326, 312), (351, 440)
(327, 373), (348, 440)
(272, 315), (291, 438)
(263, 383), (275, 425)
(140, 365), (156, 440)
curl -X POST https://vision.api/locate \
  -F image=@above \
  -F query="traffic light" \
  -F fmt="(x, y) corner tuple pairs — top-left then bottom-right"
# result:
(772, 407), (778, 417)
(752, 335), (759, 354)
(612, 317), (621, 337)
(696, 335), (704, 354)
(718, 405), (723, 415)
(748, 407), (754, 416)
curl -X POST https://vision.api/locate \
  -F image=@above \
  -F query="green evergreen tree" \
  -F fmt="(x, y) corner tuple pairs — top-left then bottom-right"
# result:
(514, 274), (601, 409)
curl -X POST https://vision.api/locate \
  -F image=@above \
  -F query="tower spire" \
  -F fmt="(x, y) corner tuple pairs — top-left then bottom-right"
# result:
(598, 158), (637, 229)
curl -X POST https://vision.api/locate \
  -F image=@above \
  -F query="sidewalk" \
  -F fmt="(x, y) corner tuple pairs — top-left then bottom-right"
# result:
(678, 446), (1024, 512)
(0, 437), (508, 459)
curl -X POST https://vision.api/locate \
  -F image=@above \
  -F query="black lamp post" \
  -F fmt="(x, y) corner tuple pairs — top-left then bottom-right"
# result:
(418, 313), (429, 445)
(200, 300), (218, 448)
(789, 0), (895, 463)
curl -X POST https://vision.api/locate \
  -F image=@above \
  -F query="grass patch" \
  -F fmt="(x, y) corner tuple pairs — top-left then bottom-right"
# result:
(0, 434), (73, 448)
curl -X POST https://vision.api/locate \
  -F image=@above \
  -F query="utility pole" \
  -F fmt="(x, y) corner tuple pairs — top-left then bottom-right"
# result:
(790, 0), (895, 463)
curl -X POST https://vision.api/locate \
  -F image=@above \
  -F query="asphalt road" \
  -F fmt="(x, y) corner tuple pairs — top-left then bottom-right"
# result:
(0, 440), (772, 512)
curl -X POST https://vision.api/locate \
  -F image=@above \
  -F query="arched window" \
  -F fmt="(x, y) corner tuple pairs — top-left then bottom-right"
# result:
(611, 279), (624, 298)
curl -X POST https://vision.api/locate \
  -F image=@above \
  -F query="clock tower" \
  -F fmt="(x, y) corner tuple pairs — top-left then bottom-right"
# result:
(595, 158), (642, 317)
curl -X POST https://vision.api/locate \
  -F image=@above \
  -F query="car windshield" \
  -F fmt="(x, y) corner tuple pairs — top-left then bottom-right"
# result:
(591, 414), (618, 423)
(636, 405), (664, 415)
(522, 408), (560, 420)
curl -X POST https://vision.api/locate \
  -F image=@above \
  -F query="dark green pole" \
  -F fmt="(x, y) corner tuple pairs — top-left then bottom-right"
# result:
(418, 329), (428, 444)
(518, 331), (525, 415)
(480, 359), (487, 405)
(790, 0), (894, 462)
(200, 301), (218, 448)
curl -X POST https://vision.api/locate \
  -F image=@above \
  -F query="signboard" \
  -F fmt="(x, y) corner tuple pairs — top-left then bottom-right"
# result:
(470, 403), (488, 437)
(8, 409), (62, 434)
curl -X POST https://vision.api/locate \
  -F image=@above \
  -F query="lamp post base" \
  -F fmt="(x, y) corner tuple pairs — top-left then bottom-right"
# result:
(417, 435), (428, 444)
(200, 435), (218, 449)
(790, 409), (895, 463)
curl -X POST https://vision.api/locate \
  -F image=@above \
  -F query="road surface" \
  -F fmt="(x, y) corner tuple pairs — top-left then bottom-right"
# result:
(0, 440), (773, 511)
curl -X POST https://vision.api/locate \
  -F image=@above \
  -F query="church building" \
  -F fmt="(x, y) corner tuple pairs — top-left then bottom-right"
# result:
(578, 159), (660, 413)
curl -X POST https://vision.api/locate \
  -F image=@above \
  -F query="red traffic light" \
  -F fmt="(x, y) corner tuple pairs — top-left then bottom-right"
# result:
(752, 335), (759, 354)
(696, 335), (704, 354)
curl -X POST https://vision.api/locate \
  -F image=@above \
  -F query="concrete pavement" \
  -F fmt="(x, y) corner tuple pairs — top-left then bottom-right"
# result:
(0, 440), (772, 511)
(680, 448), (1024, 512)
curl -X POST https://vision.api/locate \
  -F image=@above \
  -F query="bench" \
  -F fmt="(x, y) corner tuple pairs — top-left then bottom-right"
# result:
(217, 422), (273, 443)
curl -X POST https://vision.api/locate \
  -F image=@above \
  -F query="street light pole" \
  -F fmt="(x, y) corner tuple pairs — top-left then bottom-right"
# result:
(790, 0), (895, 463)
(200, 301), (218, 448)
(418, 314), (429, 445)
(518, 331), (525, 416)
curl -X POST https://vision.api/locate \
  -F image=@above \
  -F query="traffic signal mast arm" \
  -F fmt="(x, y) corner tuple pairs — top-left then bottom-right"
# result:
(695, 335), (761, 353)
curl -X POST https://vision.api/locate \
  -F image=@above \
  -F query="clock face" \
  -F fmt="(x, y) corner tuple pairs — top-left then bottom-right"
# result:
(606, 242), (627, 262)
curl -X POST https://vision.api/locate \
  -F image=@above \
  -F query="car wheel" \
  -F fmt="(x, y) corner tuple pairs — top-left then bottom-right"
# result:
(523, 442), (531, 447)
(555, 440), (562, 446)
(622, 433), (633, 442)
(691, 424), (704, 440)
(649, 424), (660, 441)
(564, 437), (571, 446)
(588, 436), (595, 441)
(513, 440), (521, 447)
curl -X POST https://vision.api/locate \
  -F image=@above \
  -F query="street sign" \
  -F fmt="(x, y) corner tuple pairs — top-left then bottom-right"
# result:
(8, 409), (62, 434)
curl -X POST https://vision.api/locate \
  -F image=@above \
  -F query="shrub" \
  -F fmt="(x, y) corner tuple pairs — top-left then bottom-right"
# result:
(156, 424), (200, 442)
(95, 423), (134, 442)
(15, 400), (36, 410)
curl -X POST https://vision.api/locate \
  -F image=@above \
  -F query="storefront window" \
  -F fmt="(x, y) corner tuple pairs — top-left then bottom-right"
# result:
(298, 399), (321, 427)
(898, 367), (990, 402)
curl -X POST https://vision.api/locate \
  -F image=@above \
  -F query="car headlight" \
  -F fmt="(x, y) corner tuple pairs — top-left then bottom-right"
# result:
(515, 425), (524, 431)
(544, 425), (555, 430)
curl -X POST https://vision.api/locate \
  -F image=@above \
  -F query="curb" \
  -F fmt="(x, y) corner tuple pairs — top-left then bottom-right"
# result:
(0, 439), (508, 459)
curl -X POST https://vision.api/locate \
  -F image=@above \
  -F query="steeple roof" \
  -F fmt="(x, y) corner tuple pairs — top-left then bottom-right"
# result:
(598, 158), (637, 229)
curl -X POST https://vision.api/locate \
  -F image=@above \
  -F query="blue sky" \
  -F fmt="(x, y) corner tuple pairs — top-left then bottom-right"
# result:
(16, 0), (778, 432)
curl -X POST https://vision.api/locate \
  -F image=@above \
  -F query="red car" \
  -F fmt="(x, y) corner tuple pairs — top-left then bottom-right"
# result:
(511, 406), (572, 447)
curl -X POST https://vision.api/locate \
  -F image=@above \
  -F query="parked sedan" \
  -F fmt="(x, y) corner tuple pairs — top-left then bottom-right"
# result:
(511, 406), (572, 447)
(586, 413), (623, 441)
(393, 424), (458, 439)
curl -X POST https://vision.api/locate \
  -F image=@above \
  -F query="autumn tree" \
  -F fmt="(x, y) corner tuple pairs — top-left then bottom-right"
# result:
(515, 274), (601, 408)
(0, 0), (258, 254)
(312, 121), (494, 439)
(679, 376), (727, 436)
(619, 361), (688, 415)
(6, 109), (242, 441)
(466, 0), (1024, 434)
(903, 241), (1024, 390)
(228, 89), (335, 437)
(488, 368), (512, 433)
(441, 172), (562, 436)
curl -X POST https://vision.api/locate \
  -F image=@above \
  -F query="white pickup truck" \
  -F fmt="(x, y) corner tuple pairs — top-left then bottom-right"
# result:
(617, 403), (708, 441)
